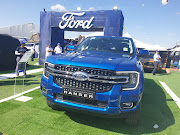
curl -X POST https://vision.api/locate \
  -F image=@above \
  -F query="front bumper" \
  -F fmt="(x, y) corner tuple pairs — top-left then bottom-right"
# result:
(40, 74), (143, 115)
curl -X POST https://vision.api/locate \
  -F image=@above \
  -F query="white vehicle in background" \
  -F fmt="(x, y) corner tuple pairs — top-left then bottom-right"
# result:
(25, 43), (39, 58)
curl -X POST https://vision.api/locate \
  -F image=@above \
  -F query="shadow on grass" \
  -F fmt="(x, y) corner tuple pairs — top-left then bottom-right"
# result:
(0, 74), (42, 100)
(62, 78), (175, 134)
(0, 79), (39, 86)
(144, 69), (166, 74)
(0, 74), (42, 86)
(156, 73), (171, 76)
(26, 65), (42, 70)
(0, 65), (42, 75)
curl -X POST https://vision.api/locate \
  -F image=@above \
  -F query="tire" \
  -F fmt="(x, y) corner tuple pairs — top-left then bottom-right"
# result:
(46, 98), (58, 110)
(125, 101), (141, 126)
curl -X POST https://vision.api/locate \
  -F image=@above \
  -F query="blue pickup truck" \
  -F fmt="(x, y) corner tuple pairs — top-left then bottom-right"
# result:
(40, 36), (147, 125)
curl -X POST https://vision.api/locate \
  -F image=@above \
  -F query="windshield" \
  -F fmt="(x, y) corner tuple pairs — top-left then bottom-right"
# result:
(75, 37), (134, 55)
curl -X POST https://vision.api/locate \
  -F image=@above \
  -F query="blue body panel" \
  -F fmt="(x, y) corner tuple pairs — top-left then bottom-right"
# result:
(41, 36), (144, 116)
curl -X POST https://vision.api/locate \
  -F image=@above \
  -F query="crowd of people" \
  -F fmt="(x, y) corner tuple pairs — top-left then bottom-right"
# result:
(45, 43), (62, 59)
(14, 40), (177, 77)
(14, 42), (63, 77)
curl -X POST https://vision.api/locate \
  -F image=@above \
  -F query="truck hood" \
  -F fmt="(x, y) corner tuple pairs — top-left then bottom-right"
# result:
(47, 51), (139, 71)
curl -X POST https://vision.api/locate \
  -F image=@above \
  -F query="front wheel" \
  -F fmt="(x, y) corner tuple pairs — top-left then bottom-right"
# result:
(125, 101), (141, 126)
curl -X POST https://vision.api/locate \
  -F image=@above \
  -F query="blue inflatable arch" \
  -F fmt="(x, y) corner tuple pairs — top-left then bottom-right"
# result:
(39, 10), (124, 65)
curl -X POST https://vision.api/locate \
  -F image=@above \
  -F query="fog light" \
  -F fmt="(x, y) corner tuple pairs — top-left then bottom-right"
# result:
(41, 86), (47, 95)
(122, 102), (134, 109)
(55, 93), (63, 100)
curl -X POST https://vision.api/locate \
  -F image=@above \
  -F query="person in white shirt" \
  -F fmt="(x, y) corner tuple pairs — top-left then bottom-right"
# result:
(152, 50), (161, 75)
(31, 44), (35, 61)
(54, 43), (62, 54)
(45, 44), (53, 59)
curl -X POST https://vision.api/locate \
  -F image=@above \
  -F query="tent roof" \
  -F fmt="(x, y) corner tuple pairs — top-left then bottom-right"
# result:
(170, 47), (180, 51)
(28, 33), (40, 43)
(123, 32), (167, 51)
(85, 32), (104, 37)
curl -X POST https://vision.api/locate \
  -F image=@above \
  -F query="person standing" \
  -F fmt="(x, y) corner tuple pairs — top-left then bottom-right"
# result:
(152, 50), (161, 75)
(166, 51), (175, 73)
(54, 43), (62, 54)
(45, 44), (53, 59)
(15, 40), (28, 77)
(31, 44), (35, 61)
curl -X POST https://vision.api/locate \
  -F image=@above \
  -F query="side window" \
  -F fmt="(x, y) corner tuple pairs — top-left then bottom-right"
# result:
(128, 40), (133, 54)
(120, 43), (130, 54)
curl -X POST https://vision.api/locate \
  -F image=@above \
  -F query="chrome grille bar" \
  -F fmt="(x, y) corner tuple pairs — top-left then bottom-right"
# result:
(46, 66), (129, 84)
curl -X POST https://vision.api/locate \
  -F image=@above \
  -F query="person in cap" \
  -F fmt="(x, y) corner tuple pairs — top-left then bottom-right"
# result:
(54, 43), (62, 54)
(45, 44), (53, 59)
(15, 40), (28, 77)
(152, 50), (161, 75)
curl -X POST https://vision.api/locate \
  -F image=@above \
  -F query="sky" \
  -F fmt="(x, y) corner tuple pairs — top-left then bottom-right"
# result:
(0, 0), (180, 48)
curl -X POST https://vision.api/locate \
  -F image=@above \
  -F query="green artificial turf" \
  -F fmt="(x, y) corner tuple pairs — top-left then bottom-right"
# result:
(144, 71), (180, 99)
(0, 72), (180, 135)
(26, 58), (43, 70)
(0, 58), (42, 75)
(0, 72), (42, 100)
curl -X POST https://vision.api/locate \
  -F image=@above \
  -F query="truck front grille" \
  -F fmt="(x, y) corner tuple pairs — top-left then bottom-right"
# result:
(53, 76), (113, 92)
(55, 65), (115, 76)
(45, 64), (129, 92)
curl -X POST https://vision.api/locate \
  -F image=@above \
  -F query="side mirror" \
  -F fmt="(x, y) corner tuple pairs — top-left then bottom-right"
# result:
(137, 49), (149, 57)
(67, 45), (75, 51)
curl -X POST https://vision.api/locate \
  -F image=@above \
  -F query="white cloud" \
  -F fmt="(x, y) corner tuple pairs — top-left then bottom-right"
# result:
(168, 33), (176, 36)
(89, 7), (95, 11)
(51, 4), (66, 11)
(176, 12), (180, 15)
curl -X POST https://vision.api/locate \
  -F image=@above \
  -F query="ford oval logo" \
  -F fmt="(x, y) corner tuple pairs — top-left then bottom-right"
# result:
(72, 72), (89, 81)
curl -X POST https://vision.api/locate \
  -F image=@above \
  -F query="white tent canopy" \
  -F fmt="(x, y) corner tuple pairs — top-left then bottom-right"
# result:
(123, 32), (167, 51)
(85, 32), (104, 37)
(170, 47), (180, 51)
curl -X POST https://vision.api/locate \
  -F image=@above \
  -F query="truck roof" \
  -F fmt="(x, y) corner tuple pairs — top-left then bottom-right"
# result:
(87, 36), (133, 40)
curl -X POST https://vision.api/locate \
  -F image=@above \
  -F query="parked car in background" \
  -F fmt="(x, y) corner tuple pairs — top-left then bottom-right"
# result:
(25, 43), (39, 58)
(140, 53), (162, 72)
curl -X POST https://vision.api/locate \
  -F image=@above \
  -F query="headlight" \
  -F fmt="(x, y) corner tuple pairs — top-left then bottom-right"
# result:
(45, 62), (55, 68)
(43, 62), (55, 79)
(116, 71), (139, 90)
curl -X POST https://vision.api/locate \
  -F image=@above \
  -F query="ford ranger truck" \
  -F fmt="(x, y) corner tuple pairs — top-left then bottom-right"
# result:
(41, 36), (145, 125)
